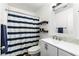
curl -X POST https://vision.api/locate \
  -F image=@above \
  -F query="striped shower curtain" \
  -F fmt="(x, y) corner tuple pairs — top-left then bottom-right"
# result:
(1, 11), (40, 56)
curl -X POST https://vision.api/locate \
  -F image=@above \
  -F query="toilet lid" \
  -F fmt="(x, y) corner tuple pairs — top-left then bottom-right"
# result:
(28, 46), (40, 54)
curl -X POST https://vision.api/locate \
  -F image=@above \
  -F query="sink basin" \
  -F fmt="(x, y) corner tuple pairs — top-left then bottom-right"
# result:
(52, 35), (79, 45)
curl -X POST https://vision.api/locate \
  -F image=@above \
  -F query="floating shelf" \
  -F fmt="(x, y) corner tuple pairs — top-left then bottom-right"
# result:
(40, 28), (48, 33)
(39, 21), (48, 25)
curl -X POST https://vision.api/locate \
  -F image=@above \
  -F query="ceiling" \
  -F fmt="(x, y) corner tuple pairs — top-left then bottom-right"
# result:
(8, 3), (47, 12)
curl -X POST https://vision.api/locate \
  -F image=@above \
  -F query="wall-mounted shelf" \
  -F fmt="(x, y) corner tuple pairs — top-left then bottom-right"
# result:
(39, 21), (48, 25)
(40, 28), (48, 33)
(39, 21), (48, 33)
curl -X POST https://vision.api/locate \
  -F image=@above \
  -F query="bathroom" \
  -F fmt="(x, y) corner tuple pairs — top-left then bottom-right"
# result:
(1, 3), (79, 56)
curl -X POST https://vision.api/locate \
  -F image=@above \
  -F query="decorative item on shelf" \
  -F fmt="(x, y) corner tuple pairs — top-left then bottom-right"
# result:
(40, 28), (48, 33)
(39, 21), (48, 25)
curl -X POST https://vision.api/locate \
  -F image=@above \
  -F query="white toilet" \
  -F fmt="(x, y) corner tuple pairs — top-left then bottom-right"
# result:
(28, 46), (40, 56)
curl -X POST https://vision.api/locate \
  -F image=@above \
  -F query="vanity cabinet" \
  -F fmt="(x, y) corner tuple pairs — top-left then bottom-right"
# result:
(39, 41), (57, 56)
(40, 40), (73, 56)
(46, 43), (57, 56)
(39, 41), (47, 56)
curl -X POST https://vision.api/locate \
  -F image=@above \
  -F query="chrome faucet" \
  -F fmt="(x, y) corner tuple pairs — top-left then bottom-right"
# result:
(53, 35), (62, 41)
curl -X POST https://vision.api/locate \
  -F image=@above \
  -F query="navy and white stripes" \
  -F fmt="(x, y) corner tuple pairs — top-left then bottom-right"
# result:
(3, 11), (40, 56)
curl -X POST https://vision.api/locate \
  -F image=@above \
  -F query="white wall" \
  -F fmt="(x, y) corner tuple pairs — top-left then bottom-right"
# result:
(73, 4), (79, 39)
(0, 3), (8, 25)
(55, 8), (74, 35)
(36, 4), (56, 38)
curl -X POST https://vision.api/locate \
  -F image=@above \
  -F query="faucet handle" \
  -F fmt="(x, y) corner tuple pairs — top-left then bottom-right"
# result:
(53, 35), (57, 39)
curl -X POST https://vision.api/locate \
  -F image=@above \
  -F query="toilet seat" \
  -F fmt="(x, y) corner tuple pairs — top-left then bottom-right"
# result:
(28, 46), (40, 54)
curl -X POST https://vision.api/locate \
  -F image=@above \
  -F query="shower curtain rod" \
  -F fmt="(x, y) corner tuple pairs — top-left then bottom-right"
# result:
(5, 9), (40, 19)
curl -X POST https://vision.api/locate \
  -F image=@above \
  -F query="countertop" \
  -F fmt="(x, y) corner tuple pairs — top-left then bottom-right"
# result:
(40, 38), (79, 56)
